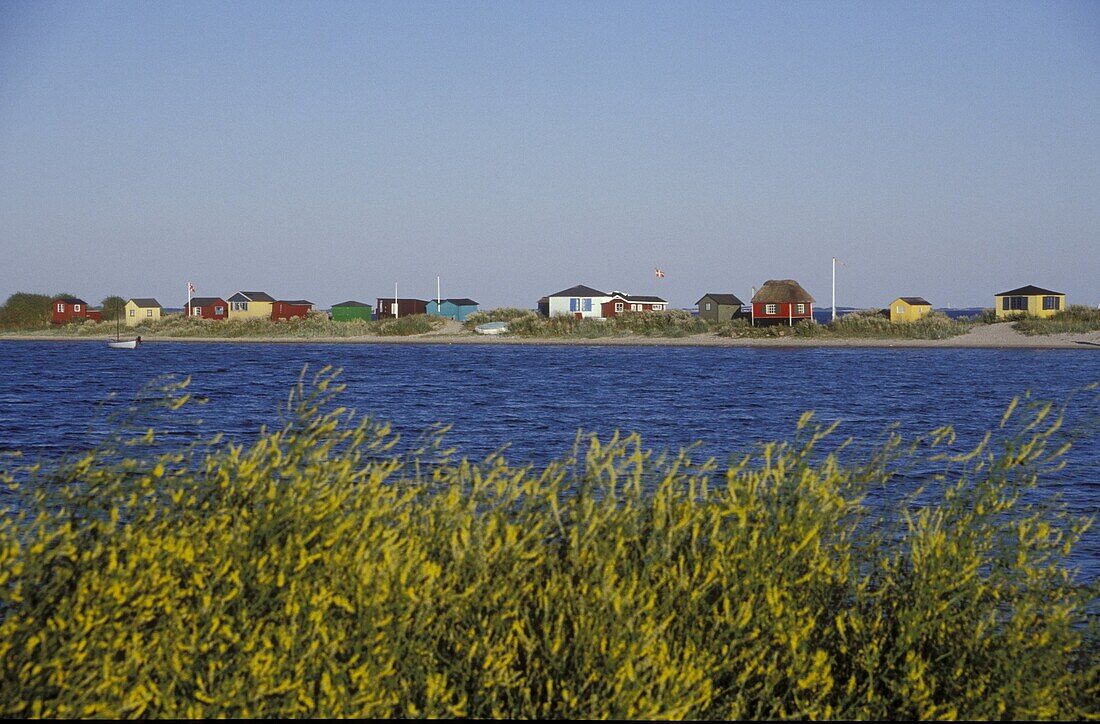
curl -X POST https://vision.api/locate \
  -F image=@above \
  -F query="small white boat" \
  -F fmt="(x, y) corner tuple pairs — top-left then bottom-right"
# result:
(107, 339), (139, 349)
(474, 322), (509, 335)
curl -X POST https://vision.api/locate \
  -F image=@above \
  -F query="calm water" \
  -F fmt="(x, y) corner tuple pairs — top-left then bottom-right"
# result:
(1, 341), (1097, 574)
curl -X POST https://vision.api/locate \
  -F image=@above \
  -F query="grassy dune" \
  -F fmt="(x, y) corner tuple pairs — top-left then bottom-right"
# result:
(1, 372), (1096, 718)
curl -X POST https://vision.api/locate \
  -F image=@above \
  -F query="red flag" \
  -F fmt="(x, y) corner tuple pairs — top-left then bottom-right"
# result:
(654, 268), (665, 278)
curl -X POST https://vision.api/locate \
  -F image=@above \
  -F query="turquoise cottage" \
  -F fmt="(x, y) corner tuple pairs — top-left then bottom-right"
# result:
(427, 298), (479, 322)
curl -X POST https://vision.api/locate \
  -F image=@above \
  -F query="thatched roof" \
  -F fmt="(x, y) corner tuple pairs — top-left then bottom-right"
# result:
(751, 280), (815, 304)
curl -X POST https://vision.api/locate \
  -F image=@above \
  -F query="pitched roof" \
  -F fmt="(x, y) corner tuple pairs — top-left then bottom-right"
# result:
(608, 294), (667, 304)
(128, 298), (162, 308)
(995, 285), (1064, 297)
(377, 298), (428, 304)
(548, 284), (607, 298)
(278, 300), (313, 306)
(188, 297), (225, 307)
(697, 293), (744, 306)
(53, 297), (87, 305)
(441, 298), (479, 307)
(895, 297), (932, 306)
(332, 300), (372, 308)
(751, 279), (815, 304)
(228, 291), (276, 302)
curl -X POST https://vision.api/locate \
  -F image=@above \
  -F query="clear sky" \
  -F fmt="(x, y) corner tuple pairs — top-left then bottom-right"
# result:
(1, 0), (1097, 309)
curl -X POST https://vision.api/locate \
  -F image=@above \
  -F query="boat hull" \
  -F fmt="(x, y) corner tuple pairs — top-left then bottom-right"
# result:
(107, 340), (139, 349)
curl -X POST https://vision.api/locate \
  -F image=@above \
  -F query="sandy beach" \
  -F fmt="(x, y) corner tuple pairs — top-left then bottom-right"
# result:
(3, 322), (1099, 349)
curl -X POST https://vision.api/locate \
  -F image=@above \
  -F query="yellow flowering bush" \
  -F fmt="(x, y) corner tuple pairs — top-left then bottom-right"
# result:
(0, 372), (1096, 718)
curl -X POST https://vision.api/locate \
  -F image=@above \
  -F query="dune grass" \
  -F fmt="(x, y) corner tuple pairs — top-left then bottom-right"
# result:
(0, 371), (1096, 718)
(4, 312), (446, 339)
(1014, 306), (1100, 336)
(717, 311), (972, 340)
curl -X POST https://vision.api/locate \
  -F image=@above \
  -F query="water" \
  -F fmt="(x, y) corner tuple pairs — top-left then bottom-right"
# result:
(0, 340), (1097, 574)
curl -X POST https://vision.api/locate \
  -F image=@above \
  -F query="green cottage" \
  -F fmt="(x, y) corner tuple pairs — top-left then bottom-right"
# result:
(330, 300), (374, 322)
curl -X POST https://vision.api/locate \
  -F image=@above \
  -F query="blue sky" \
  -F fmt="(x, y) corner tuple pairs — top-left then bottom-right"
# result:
(1, 0), (1097, 309)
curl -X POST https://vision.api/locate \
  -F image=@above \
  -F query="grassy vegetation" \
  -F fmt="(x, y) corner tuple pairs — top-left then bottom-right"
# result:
(469, 308), (711, 338)
(1, 311), (446, 338)
(717, 311), (971, 340)
(0, 371), (1096, 718)
(1015, 306), (1100, 336)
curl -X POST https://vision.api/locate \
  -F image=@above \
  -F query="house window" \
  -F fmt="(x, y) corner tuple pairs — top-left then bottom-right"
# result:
(129, 309), (136, 317)
(215, 306), (224, 315)
(796, 304), (806, 314)
(74, 304), (81, 312)
(582, 299), (592, 312)
(569, 298), (579, 312)
(193, 307), (202, 316)
(231, 301), (247, 312)
(57, 303), (64, 313)
(615, 302), (623, 312)
(1002, 296), (1027, 311)
(896, 306), (904, 314)
(146, 309), (153, 317)
(765, 304), (777, 315)
(1042, 296), (1060, 310)
(654, 304), (663, 310)
(705, 302), (712, 311)
(631, 304), (640, 311)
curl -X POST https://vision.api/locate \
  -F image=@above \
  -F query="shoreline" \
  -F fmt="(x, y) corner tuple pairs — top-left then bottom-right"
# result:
(2, 324), (1098, 349)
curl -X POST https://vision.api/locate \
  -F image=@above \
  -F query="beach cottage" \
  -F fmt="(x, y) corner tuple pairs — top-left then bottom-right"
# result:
(696, 294), (745, 323)
(271, 300), (313, 321)
(427, 298), (480, 321)
(994, 285), (1065, 319)
(751, 280), (815, 326)
(185, 297), (228, 320)
(376, 298), (428, 318)
(545, 285), (612, 319)
(600, 292), (668, 318)
(124, 298), (162, 327)
(51, 297), (101, 324)
(888, 297), (933, 324)
(330, 301), (373, 322)
(227, 291), (276, 321)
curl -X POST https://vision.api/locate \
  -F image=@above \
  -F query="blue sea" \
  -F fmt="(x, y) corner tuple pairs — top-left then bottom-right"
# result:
(0, 340), (1097, 575)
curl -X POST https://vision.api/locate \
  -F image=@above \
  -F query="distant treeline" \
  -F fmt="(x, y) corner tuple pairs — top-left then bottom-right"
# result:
(0, 292), (124, 329)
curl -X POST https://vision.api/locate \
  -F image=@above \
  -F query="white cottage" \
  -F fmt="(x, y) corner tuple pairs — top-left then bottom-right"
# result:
(545, 284), (613, 319)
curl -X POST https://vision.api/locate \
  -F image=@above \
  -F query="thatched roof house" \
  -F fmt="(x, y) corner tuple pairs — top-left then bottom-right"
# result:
(750, 279), (815, 326)
(751, 279), (815, 304)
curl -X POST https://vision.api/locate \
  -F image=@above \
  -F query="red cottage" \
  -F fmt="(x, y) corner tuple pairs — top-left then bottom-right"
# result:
(599, 292), (668, 318)
(271, 300), (313, 321)
(750, 279), (815, 326)
(52, 297), (101, 324)
(184, 297), (228, 320)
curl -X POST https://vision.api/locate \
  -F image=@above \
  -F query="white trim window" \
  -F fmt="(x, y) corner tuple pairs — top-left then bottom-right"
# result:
(146, 309), (153, 317)
(615, 302), (623, 312)
(129, 309), (136, 317)
(704, 302), (712, 311)
(57, 303), (64, 313)
(654, 304), (664, 311)
(193, 306), (202, 317)
(215, 306), (225, 315)
(796, 303), (805, 314)
(765, 304), (777, 315)
(73, 304), (81, 312)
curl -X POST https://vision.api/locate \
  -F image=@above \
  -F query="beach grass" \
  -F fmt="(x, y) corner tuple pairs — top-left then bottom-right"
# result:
(0, 371), (1095, 719)
(1014, 306), (1100, 336)
(717, 311), (971, 340)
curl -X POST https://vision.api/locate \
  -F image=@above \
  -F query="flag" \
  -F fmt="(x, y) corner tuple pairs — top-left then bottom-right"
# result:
(654, 268), (665, 278)
(188, 282), (196, 294)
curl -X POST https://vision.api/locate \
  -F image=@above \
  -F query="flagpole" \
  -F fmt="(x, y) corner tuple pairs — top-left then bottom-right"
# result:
(437, 275), (441, 317)
(831, 257), (836, 323)
(188, 282), (192, 317)
(394, 283), (398, 318)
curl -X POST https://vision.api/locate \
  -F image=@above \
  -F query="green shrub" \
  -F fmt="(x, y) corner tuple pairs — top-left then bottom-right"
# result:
(0, 292), (53, 330)
(0, 373), (1095, 718)
(462, 308), (537, 330)
(1015, 306), (1100, 336)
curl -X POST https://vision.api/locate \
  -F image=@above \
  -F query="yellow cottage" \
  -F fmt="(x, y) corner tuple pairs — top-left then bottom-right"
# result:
(227, 291), (276, 320)
(888, 297), (932, 324)
(994, 285), (1065, 319)
(124, 298), (162, 327)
